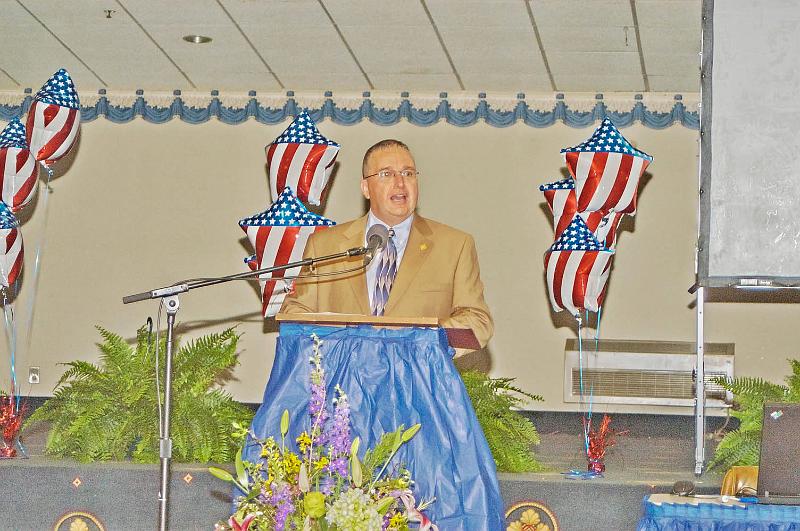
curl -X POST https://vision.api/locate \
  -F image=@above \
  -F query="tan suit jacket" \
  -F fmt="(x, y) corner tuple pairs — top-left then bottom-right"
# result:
(280, 214), (493, 351)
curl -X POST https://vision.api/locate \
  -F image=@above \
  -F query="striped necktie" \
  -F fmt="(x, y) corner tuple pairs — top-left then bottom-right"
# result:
(371, 228), (397, 316)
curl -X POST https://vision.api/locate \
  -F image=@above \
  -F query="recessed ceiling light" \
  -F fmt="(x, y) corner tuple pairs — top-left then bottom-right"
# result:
(182, 35), (212, 44)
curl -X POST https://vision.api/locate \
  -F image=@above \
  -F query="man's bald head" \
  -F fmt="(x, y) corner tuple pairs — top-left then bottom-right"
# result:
(362, 139), (412, 177)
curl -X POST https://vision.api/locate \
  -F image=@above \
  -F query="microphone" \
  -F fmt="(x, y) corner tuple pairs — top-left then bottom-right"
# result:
(363, 224), (389, 265)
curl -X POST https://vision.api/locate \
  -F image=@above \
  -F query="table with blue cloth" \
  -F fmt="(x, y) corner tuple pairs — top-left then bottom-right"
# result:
(637, 494), (800, 530)
(242, 323), (505, 530)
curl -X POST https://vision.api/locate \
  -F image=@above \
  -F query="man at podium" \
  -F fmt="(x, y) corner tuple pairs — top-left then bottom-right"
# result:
(246, 140), (504, 529)
(281, 138), (494, 355)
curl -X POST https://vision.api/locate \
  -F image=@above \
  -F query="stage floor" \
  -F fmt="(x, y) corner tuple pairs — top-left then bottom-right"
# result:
(0, 413), (727, 530)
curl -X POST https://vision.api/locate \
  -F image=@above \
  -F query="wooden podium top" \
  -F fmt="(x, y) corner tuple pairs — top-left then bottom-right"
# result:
(275, 313), (480, 350)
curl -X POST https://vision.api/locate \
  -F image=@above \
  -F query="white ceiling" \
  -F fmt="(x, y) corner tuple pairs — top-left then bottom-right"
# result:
(0, 0), (701, 95)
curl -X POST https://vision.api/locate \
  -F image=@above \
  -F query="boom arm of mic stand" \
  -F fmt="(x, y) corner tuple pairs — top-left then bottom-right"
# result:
(122, 246), (367, 304)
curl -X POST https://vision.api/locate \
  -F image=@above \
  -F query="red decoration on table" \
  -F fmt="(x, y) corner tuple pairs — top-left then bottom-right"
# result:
(586, 414), (622, 474)
(0, 395), (24, 458)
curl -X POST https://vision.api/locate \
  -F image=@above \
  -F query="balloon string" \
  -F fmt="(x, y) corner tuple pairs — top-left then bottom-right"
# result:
(576, 314), (589, 456)
(2, 290), (18, 411)
(21, 164), (54, 368)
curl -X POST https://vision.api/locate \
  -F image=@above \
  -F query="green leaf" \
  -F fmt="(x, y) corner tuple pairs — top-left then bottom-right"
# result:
(235, 447), (247, 488)
(352, 454), (363, 487)
(208, 466), (234, 483)
(374, 496), (395, 515)
(401, 423), (421, 443)
(281, 409), (290, 438)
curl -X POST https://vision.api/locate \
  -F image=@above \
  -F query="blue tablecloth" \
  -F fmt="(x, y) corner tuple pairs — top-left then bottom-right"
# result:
(638, 495), (800, 530)
(243, 323), (504, 530)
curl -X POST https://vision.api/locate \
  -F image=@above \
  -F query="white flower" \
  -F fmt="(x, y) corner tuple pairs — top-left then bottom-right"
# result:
(326, 488), (382, 531)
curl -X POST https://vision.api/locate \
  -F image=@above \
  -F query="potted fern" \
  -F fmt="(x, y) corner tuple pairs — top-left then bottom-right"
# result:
(26, 326), (253, 463)
(459, 370), (544, 472)
(709, 359), (800, 471)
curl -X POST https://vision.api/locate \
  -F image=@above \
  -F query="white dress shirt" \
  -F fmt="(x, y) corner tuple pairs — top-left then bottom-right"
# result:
(365, 211), (413, 306)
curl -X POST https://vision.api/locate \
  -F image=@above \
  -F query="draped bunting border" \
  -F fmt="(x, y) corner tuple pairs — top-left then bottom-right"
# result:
(0, 90), (698, 130)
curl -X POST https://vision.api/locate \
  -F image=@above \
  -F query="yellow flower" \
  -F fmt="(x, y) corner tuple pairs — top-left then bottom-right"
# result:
(282, 452), (302, 477)
(388, 512), (408, 529)
(314, 456), (329, 471)
(506, 509), (550, 531)
(296, 431), (312, 452)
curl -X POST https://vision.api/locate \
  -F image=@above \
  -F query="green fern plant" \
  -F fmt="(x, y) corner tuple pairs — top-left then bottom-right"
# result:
(460, 369), (544, 472)
(26, 326), (253, 463)
(708, 359), (800, 471)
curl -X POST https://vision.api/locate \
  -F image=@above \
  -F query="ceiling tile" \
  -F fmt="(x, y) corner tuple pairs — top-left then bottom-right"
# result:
(219, 0), (363, 80)
(639, 26), (700, 55)
(539, 25), (638, 53)
(645, 53), (699, 77)
(426, 0), (533, 28)
(437, 30), (548, 74)
(554, 73), (646, 92)
(279, 73), (370, 92)
(635, 0), (701, 29)
(369, 73), (461, 91)
(547, 51), (642, 74)
(647, 74), (700, 92)
(0, 0), (101, 90)
(19, 0), (187, 90)
(324, 1), (452, 77)
(120, 0), (282, 90)
(459, 72), (553, 92)
(532, 0), (635, 27)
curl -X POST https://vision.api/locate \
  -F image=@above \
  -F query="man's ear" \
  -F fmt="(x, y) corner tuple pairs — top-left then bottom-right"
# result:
(360, 178), (370, 200)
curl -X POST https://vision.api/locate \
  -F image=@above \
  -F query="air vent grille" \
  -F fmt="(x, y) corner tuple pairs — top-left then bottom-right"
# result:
(570, 369), (730, 399)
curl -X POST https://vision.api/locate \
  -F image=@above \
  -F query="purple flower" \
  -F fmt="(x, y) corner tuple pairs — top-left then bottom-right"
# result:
(267, 483), (295, 531)
(319, 476), (335, 495)
(325, 388), (351, 456)
(325, 456), (349, 478)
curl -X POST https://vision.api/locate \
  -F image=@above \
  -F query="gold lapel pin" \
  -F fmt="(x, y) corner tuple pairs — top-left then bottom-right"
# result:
(419, 243), (428, 252)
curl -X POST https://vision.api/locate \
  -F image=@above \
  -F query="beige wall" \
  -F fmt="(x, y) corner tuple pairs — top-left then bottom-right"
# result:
(0, 117), (795, 412)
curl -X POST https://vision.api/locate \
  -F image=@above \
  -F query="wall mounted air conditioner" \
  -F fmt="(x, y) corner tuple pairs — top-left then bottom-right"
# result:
(564, 339), (734, 407)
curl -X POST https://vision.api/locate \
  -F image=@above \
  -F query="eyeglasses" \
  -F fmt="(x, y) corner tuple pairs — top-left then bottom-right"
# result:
(363, 169), (420, 181)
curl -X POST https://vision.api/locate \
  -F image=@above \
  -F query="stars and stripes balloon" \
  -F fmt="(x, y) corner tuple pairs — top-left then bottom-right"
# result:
(0, 118), (38, 212)
(25, 68), (81, 167)
(541, 117), (652, 317)
(0, 202), (23, 288)
(544, 216), (613, 316)
(561, 118), (652, 214)
(240, 187), (335, 317)
(266, 111), (339, 206)
(540, 178), (625, 249)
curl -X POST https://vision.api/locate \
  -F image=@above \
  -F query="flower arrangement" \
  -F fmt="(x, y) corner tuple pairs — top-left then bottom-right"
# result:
(210, 335), (437, 531)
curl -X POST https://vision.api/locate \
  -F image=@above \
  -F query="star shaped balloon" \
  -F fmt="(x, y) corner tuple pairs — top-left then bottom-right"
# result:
(0, 118), (39, 212)
(266, 111), (339, 206)
(25, 68), (81, 167)
(0, 202), (23, 288)
(239, 187), (335, 317)
(561, 118), (652, 214)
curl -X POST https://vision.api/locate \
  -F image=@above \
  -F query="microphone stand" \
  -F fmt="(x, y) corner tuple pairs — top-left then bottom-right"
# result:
(122, 246), (368, 531)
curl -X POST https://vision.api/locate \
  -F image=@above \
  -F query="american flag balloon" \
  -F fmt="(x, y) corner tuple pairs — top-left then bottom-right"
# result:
(545, 216), (614, 316)
(266, 111), (339, 206)
(540, 178), (625, 248)
(0, 202), (23, 288)
(239, 187), (335, 317)
(540, 178), (577, 238)
(0, 118), (39, 212)
(561, 118), (652, 214)
(25, 68), (81, 165)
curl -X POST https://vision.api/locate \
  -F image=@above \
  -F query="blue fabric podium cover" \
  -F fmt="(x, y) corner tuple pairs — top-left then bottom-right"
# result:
(637, 496), (800, 531)
(243, 323), (504, 530)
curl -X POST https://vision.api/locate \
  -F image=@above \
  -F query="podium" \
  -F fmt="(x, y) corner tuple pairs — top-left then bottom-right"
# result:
(242, 315), (503, 530)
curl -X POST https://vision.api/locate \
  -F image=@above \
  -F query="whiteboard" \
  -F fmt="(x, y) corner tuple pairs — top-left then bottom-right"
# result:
(699, 0), (800, 287)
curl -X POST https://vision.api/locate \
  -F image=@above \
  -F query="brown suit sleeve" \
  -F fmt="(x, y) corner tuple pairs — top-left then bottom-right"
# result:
(439, 234), (494, 355)
(279, 233), (319, 314)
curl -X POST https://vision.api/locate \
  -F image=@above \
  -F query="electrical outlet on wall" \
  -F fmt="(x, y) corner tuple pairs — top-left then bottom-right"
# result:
(28, 367), (40, 385)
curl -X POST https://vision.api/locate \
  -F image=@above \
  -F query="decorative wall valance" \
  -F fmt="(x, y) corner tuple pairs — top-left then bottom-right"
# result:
(0, 90), (698, 129)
